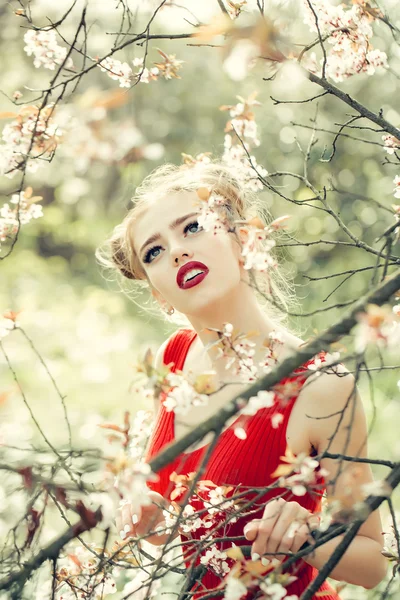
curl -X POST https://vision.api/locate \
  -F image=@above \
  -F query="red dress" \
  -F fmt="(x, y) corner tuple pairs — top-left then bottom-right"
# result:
(145, 328), (342, 600)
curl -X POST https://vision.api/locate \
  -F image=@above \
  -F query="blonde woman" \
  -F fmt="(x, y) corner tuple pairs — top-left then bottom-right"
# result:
(98, 161), (387, 599)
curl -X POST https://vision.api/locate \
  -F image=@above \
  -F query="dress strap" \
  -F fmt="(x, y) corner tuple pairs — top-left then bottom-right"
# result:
(163, 328), (198, 373)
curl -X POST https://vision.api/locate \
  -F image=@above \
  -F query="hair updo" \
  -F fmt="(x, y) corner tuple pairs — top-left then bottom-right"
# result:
(95, 159), (299, 329)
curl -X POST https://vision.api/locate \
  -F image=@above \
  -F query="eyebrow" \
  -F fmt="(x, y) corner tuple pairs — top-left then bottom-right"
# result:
(139, 211), (200, 256)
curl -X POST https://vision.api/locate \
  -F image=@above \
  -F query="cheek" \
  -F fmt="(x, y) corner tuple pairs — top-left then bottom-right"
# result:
(212, 233), (241, 267)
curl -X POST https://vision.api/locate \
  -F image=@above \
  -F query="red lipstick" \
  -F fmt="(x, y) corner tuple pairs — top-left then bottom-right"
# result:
(176, 261), (209, 290)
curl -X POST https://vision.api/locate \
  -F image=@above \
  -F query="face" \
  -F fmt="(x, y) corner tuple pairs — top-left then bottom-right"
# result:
(130, 191), (248, 317)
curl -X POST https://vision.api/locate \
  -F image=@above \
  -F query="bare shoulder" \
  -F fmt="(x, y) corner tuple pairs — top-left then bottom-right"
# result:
(300, 360), (366, 453)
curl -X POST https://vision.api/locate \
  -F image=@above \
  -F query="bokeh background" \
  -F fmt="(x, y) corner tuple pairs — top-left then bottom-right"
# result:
(0, 1), (399, 598)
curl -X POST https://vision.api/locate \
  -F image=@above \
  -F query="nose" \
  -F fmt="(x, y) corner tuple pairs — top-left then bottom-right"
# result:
(171, 245), (193, 266)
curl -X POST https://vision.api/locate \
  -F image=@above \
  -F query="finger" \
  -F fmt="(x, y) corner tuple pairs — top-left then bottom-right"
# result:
(292, 517), (321, 552)
(251, 498), (285, 560)
(243, 520), (261, 541)
(264, 501), (299, 555)
(121, 503), (135, 537)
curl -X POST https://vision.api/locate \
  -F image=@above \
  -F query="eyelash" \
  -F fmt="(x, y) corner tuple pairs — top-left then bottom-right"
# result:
(143, 220), (203, 264)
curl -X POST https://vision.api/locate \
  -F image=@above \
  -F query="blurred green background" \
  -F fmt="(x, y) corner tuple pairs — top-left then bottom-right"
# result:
(0, 1), (399, 597)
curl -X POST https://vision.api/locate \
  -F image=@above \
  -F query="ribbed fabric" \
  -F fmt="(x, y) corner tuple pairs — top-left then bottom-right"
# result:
(145, 328), (341, 600)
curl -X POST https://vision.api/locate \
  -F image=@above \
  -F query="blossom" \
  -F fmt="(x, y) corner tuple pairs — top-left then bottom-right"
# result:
(240, 225), (277, 272)
(361, 479), (392, 498)
(197, 202), (228, 233)
(85, 490), (120, 529)
(354, 303), (400, 352)
(127, 409), (154, 460)
(200, 545), (230, 576)
(122, 569), (161, 599)
(302, 1), (388, 83)
(224, 0), (248, 20)
(382, 135), (400, 155)
(382, 512), (400, 561)
(163, 372), (209, 415)
(153, 48), (184, 80)
(220, 93), (268, 191)
(164, 502), (208, 534)
(207, 486), (236, 515)
(259, 579), (292, 600)
(0, 105), (60, 178)
(224, 574), (248, 599)
(307, 351), (340, 371)
(132, 57), (160, 83)
(272, 448), (328, 496)
(24, 29), (74, 70)
(271, 413), (284, 428)
(54, 543), (117, 599)
(1, 187), (43, 249)
(0, 313), (17, 339)
(182, 151), (212, 166)
(223, 39), (259, 81)
(240, 390), (276, 416)
(224, 322), (234, 337)
(113, 461), (156, 515)
(98, 57), (133, 88)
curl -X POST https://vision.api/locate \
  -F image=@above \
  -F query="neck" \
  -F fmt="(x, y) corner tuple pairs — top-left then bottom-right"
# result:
(185, 280), (289, 382)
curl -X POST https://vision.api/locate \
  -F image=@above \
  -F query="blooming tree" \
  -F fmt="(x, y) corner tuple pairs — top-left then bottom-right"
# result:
(0, 1), (400, 600)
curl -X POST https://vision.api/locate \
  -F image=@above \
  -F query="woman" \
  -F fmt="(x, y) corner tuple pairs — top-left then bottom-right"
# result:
(98, 161), (387, 599)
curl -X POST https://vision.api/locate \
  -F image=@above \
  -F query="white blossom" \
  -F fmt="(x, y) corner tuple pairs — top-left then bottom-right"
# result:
(240, 390), (276, 416)
(354, 303), (400, 352)
(382, 511), (400, 560)
(163, 372), (209, 415)
(224, 575), (248, 600)
(24, 29), (73, 70)
(98, 57), (133, 88)
(128, 409), (154, 460)
(0, 105), (60, 179)
(132, 57), (160, 84)
(0, 315), (16, 339)
(382, 135), (400, 155)
(302, 1), (388, 83)
(200, 545), (230, 576)
(307, 351), (340, 371)
(260, 579), (294, 600)
(240, 226), (277, 272)
(271, 413), (284, 428)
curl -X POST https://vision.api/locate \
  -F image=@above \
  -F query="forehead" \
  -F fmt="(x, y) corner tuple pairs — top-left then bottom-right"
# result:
(131, 190), (200, 252)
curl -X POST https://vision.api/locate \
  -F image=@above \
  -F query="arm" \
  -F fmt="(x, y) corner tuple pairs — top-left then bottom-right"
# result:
(299, 365), (387, 588)
(244, 365), (388, 589)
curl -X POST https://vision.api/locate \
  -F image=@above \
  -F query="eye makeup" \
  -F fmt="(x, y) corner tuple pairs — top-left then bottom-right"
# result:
(142, 220), (203, 264)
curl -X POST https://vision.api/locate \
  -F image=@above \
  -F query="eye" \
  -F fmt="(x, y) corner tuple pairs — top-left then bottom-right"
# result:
(143, 245), (162, 264)
(184, 220), (203, 235)
(143, 220), (203, 264)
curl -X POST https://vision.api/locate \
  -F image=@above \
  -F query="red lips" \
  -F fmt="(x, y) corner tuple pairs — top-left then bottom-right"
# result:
(177, 261), (209, 289)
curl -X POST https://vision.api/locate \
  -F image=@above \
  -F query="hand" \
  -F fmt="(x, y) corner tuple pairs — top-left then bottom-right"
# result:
(115, 491), (168, 545)
(243, 497), (320, 564)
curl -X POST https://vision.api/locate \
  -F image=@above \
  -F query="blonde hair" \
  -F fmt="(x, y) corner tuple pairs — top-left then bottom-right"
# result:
(95, 159), (301, 330)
